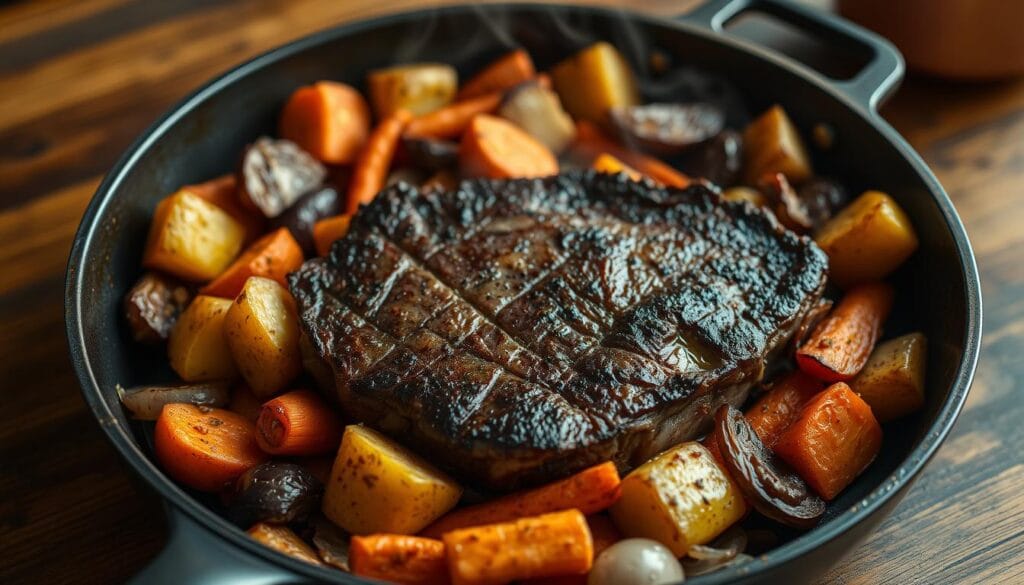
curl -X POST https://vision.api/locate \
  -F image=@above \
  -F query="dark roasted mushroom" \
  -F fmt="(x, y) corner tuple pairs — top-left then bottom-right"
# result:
(228, 462), (323, 527)
(759, 172), (813, 233)
(714, 405), (825, 529)
(269, 186), (342, 256)
(123, 271), (192, 343)
(680, 129), (743, 188)
(799, 177), (849, 232)
(118, 381), (231, 420)
(610, 102), (725, 155)
(239, 137), (326, 218)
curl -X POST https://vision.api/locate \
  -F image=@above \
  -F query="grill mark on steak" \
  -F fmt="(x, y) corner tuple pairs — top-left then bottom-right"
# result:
(290, 171), (828, 489)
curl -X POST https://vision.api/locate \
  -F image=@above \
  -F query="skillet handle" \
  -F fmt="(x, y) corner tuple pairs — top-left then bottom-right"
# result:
(127, 506), (303, 585)
(681, 0), (905, 111)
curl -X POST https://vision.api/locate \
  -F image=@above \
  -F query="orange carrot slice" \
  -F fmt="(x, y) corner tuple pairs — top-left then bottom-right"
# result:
(350, 534), (449, 585)
(200, 227), (304, 298)
(458, 114), (558, 179)
(458, 49), (536, 100)
(405, 91), (504, 139)
(280, 81), (371, 164)
(256, 389), (343, 456)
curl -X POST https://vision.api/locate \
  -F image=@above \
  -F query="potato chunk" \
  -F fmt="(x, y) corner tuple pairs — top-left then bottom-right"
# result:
(168, 295), (238, 382)
(815, 190), (919, 287)
(367, 63), (458, 118)
(551, 42), (640, 128)
(743, 105), (813, 184)
(852, 332), (927, 422)
(143, 190), (246, 282)
(609, 442), (746, 556)
(323, 425), (462, 535)
(224, 276), (302, 398)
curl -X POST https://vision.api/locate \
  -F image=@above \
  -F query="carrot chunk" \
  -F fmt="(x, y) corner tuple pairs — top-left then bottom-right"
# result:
(350, 534), (449, 585)
(458, 49), (536, 100)
(774, 382), (883, 500)
(591, 152), (642, 181)
(406, 91), (504, 140)
(346, 110), (413, 214)
(572, 121), (690, 188)
(422, 461), (620, 538)
(443, 509), (593, 585)
(796, 282), (894, 382)
(522, 515), (621, 585)
(154, 404), (267, 492)
(280, 81), (371, 164)
(459, 114), (558, 179)
(312, 214), (352, 257)
(200, 227), (304, 298)
(256, 389), (343, 456)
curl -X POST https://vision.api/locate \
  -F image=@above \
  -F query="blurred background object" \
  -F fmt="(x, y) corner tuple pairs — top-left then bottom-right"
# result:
(838, 0), (1024, 80)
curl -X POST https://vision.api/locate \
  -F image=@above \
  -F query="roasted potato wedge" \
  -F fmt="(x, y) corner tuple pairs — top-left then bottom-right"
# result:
(224, 276), (302, 398)
(322, 425), (462, 535)
(743, 105), (813, 184)
(852, 332), (927, 422)
(815, 190), (919, 287)
(551, 42), (640, 128)
(167, 295), (238, 382)
(609, 441), (747, 556)
(143, 190), (246, 282)
(367, 63), (457, 118)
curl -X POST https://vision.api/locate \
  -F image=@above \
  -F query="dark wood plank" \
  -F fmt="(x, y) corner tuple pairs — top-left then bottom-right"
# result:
(0, 1), (1020, 584)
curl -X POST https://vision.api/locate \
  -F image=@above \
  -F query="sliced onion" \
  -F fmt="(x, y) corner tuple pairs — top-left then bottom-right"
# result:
(686, 526), (747, 562)
(311, 515), (350, 571)
(682, 552), (754, 577)
(118, 381), (231, 420)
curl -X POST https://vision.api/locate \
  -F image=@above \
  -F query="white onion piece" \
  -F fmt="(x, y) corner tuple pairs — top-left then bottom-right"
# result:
(682, 552), (753, 577)
(686, 526), (747, 562)
(118, 381), (231, 420)
(588, 538), (685, 585)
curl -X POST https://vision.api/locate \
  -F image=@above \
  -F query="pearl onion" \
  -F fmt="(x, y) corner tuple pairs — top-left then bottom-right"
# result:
(588, 538), (685, 585)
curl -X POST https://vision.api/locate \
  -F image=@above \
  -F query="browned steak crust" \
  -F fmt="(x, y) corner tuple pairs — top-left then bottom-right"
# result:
(289, 171), (827, 490)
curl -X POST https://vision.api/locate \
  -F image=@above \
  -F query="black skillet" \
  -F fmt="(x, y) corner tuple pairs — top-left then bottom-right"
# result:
(64, 1), (982, 583)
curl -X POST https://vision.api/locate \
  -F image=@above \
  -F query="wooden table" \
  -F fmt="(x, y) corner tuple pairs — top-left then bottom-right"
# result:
(1, 1), (1021, 583)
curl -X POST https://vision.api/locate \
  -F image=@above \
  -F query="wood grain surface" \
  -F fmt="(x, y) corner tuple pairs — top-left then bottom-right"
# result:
(0, 1), (1021, 583)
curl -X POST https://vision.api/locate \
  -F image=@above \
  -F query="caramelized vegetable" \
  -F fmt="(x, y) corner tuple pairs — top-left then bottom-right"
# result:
(551, 42), (640, 128)
(402, 136), (460, 172)
(279, 81), (372, 164)
(759, 172), (813, 232)
(368, 63), (458, 118)
(796, 282), (894, 382)
(143, 191), (246, 282)
(815, 190), (919, 287)
(591, 153), (642, 182)
(350, 534), (449, 585)
(610, 102), (724, 155)
(200, 228), (304, 299)
(224, 276), (303, 398)
(154, 404), (266, 492)
(572, 121), (690, 188)
(229, 461), (323, 527)
(312, 515), (351, 570)
(714, 405), (825, 529)
(183, 175), (265, 243)
(313, 215), (352, 257)
(443, 509), (593, 585)
(798, 177), (849, 232)
(323, 425), (462, 535)
(123, 271), (192, 343)
(722, 186), (768, 207)
(774, 383), (883, 500)
(347, 109), (414, 213)
(269, 186), (342, 256)
(405, 92), (504, 140)
(680, 129), (743, 187)
(238, 137), (326, 218)
(498, 81), (576, 153)
(743, 104), (812, 184)
(256, 389), (343, 456)
(118, 381), (230, 420)
(168, 295), (238, 382)
(248, 523), (323, 565)
(852, 332), (928, 422)
(459, 114), (559, 179)
(609, 441), (747, 556)
(458, 49), (536, 100)
(422, 462), (621, 538)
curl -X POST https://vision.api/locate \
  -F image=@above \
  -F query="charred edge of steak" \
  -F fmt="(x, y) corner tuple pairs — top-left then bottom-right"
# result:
(289, 170), (828, 490)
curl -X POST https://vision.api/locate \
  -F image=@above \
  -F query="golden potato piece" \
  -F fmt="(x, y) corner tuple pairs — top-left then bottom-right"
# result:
(224, 276), (302, 398)
(143, 190), (246, 282)
(323, 425), (462, 535)
(815, 190), (919, 287)
(743, 104), (813, 184)
(852, 332), (927, 422)
(367, 63), (458, 118)
(551, 42), (640, 128)
(609, 442), (746, 556)
(168, 295), (238, 382)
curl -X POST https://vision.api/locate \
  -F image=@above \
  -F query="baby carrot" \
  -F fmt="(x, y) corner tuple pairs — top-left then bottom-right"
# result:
(154, 404), (267, 492)
(421, 461), (620, 538)
(405, 91), (503, 139)
(459, 114), (559, 179)
(350, 534), (449, 585)
(457, 49), (536, 100)
(572, 121), (690, 188)
(200, 227), (304, 298)
(796, 282), (894, 382)
(279, 81), (371, 164)
(256, 389), (343, 456)
(346, 109), (413, 214)
(443, 509), (593, 585)
(312, 214), (352, 257)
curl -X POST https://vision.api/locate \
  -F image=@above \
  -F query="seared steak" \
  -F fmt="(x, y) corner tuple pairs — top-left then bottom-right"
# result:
(289, 171), (827, 490)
